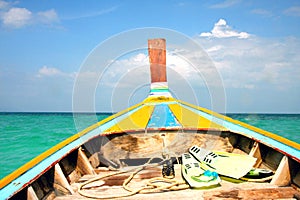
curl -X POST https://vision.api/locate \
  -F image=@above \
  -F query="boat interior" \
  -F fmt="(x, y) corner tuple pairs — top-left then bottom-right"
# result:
(9, 129), (300, 199)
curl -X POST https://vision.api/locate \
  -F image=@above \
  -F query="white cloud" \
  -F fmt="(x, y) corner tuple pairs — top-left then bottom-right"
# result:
(283, 6), (300, 17)
(251, 9), (273, 17)
(2, 7), (32, 28)
(210, 0), (241, 8)
(206, 45), (223, 53)
(0, 1), (60, 29)
(200, 19), (250, 39)
(101, 53), (149, 87)
(167, 51), (195, 78)
(104, 52), (200, 85)
(37, 9), (59, 24)
(37, 66), (76, 79)
(0, 0), (10, 9)
(62, 6), (118, 20)
(196, 35), (300, 90)
(37, 66), (62, 77)
(98, 49), (215, 94)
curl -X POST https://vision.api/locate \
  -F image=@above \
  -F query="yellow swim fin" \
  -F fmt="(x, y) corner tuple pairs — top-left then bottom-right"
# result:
(189, 145), (256, 179)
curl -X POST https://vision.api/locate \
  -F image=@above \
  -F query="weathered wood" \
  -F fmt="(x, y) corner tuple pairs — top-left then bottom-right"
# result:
(293, 170), (300, 187)
(44, 191), (56, 200)
(203, 187), (297, 200)
(264, 147), (284, 170)
(30, 174), (55, 199)
(294, 192), (300, 199)
(88, 152), (100, 168)
(55, 163), (296, 200)
(148, 38), (166, 83)
(249, 142), (263, 167)
(55, 185), (297, 200)
(77, 147), (96, 175)
(271, 156), (291, 186)
(101, 132), (234, 166)
(60, 150), (81, 184)
(27, 186), (39, 200)
(55, 165), (186, 200)
(236, 136), (253, 154)
(79, 167), (163, 187)
(54, 163), (74, 195)
(67, 168), (81, 184)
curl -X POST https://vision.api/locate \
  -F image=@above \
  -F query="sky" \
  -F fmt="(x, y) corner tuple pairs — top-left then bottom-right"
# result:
(0, 0), (300, 113)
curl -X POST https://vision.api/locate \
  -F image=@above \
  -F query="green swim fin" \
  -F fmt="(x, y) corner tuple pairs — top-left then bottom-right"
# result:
(181, 153), (221, 188)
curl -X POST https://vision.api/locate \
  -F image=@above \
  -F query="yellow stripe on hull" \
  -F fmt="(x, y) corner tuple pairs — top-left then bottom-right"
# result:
(169, 103), (226, 130)
(103, 105), (154, 133)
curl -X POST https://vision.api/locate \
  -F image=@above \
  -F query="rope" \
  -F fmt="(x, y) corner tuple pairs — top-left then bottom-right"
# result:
(78, 132), (188, 199)
(78, 157), (189, 199)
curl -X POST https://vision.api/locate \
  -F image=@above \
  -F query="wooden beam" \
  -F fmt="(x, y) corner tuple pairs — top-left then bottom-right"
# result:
(148, 38), (167, 83)
(203, 187), (297, 200)
(249, 142), (262, 167)
(271, 156), (291, 186)
(88, 152), (101, 168)
(54, 163), (74, 195)
(77, 147), (96, 175)
(27, 186), (38, 200)
(293, 170), (300, 187)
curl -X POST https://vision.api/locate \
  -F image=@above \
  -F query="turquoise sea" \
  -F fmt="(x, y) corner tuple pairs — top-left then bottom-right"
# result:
(0, 112), (299, 180)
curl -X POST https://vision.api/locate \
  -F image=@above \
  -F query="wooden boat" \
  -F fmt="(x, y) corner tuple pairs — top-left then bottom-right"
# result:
(1, 38), (300, 200)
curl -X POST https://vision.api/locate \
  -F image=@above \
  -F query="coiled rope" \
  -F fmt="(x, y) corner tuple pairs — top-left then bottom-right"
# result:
(78, 157), (189, 199)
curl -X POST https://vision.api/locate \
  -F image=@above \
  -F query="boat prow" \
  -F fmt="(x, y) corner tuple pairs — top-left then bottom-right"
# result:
(1, 38), (300, 199)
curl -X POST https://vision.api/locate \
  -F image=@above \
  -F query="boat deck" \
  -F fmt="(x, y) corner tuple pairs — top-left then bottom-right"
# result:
(54, 164), (298, 200)
(3, 38), (300, 200)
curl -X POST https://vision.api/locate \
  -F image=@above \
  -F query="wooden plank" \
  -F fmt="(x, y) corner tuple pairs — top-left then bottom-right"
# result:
(54, 163), (299, 200)
(54, 163), (74, 195)
(67, 168), (81, 184)
(249, 142), (263, 167)
(76, 155), (176, 197)
(264, 148), (284, 170)
(203, 187), (297, 200)
(77, 148), (96, 175)
(78, 167), (163, 186)
(44, 191), (56, 200)
(148, 38), (166, 83)
(293, 170), (300, 187)
(54, 187), (298, 200)
(88, 152), (100, 168)
(237, 136), (253, 154)
(271, 156), (291, 186)
(27, 186), (39, 200)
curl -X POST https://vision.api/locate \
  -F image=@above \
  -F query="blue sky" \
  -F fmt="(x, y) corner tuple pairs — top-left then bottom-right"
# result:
(0, 0), (300, 113)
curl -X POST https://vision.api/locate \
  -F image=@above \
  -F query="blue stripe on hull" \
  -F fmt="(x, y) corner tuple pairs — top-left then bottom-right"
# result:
(147, 104), (181, 128)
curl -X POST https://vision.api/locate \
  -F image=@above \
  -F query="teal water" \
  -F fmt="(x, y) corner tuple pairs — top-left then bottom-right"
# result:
(0, 112), (299, 180)
(227, 114), (300, 144)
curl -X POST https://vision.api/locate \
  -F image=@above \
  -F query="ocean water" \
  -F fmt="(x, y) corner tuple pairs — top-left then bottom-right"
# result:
(0, 112), (299, 179)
